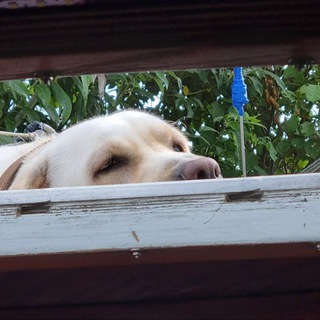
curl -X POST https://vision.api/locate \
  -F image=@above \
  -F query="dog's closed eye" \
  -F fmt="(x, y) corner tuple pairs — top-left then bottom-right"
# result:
(173, 144), (184, 152)
(101, 158), (119, 170)
(97, 157), (125, 175)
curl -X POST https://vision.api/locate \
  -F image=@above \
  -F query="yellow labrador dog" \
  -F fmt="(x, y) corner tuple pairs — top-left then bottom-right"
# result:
(0, 110), (221, 190)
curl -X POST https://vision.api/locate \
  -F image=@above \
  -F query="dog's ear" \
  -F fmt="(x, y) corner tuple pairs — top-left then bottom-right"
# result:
(9, 155), (49, 190)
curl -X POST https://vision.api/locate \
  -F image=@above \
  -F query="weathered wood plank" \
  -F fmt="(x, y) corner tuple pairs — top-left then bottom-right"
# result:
(1, 173), (320, 205)
(0, 174), (319, 256)
(0, 0), (319, 80)
(1, 291), (319, 320)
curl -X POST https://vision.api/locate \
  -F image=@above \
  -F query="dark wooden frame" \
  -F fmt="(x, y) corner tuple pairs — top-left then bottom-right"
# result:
(0, 0), (320, 80)
(0, 1), (320, 318)
(0, 243), (319, 319)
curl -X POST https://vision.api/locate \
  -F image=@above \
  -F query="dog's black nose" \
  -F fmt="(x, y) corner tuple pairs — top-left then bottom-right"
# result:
(179, 158), (221, 180)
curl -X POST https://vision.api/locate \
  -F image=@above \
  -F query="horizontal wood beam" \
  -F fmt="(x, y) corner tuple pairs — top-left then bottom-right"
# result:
(0, 174), (319, 256)
(1, 291), (319, 320)
(0, 250), (319, 315)
(0, 0), (319, 80)
(0, 242), (319, 273)
(0, 173), (319, 316)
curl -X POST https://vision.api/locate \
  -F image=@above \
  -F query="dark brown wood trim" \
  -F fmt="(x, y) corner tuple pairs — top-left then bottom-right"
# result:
(0, 242), (318, 272)
(0, 0), (319, 80)
(0, 291), (319, 319)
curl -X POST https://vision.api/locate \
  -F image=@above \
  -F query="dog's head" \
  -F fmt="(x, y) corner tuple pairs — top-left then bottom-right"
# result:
(9, 110), (221, 189)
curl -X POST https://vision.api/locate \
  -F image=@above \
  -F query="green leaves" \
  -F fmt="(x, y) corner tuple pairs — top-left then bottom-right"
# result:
(51, 81), (72, 125)
(208, 102), (226, 121)
(74, 75), (94, 103)
(35, 83), (51, 106)
(0, 66), (319, 175)
(5, 80), (29, 98)
(34, 83), (59, 123)
(301, 121), (316, 137)
(284, 114), (299, 134)
(299, 84), (320, 103)
(154, 72), (169, 93)
(258, 137), (278, 161)
(248, 76), (263, 96)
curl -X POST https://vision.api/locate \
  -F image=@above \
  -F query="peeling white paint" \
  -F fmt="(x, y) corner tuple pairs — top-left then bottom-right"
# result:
(0, 174), (319, 256)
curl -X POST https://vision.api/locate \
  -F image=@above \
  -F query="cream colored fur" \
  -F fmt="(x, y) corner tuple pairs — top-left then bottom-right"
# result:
(0, 110), (220, 190)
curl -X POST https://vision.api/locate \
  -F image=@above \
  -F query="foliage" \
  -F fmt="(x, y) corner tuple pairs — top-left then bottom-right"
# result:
(1, 66), (320, 177)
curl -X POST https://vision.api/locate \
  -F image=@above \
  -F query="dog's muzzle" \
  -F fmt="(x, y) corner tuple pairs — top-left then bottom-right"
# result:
(178, 157), (222, 180)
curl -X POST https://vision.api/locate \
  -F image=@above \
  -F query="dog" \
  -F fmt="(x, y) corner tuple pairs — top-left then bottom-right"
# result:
(0, 110), (221, 190)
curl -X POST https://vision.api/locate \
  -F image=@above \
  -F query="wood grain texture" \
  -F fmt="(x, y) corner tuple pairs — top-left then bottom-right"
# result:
(0, 174), (319, 256)
(0, 174), (319, 317)
(0, 254), (319, 316)
(0, 0), (319, 80)
(1, 3), (320, 317)
(0, 292), (319, 320)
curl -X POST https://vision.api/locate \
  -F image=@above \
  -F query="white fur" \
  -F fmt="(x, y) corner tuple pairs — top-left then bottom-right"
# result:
(0, 110), (221, 189)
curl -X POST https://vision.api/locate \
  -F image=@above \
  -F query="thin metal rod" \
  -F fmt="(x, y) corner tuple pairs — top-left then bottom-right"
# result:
(0, 131), (34, 139)
(239, 115), (246, 177)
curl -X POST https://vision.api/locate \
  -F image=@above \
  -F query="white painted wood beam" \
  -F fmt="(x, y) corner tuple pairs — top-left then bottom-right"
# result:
(0, 174), (319, 256)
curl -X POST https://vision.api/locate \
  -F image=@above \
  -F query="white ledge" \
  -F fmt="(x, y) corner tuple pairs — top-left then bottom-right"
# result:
(0, 174), (319, 256)
(1, 173), (320, 204)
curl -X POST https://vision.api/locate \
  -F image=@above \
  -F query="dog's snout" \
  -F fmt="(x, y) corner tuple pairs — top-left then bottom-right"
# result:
(179, 158), (221, 180)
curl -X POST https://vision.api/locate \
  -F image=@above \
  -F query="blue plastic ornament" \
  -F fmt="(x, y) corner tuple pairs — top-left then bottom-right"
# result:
(232, 67), (249, 116)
